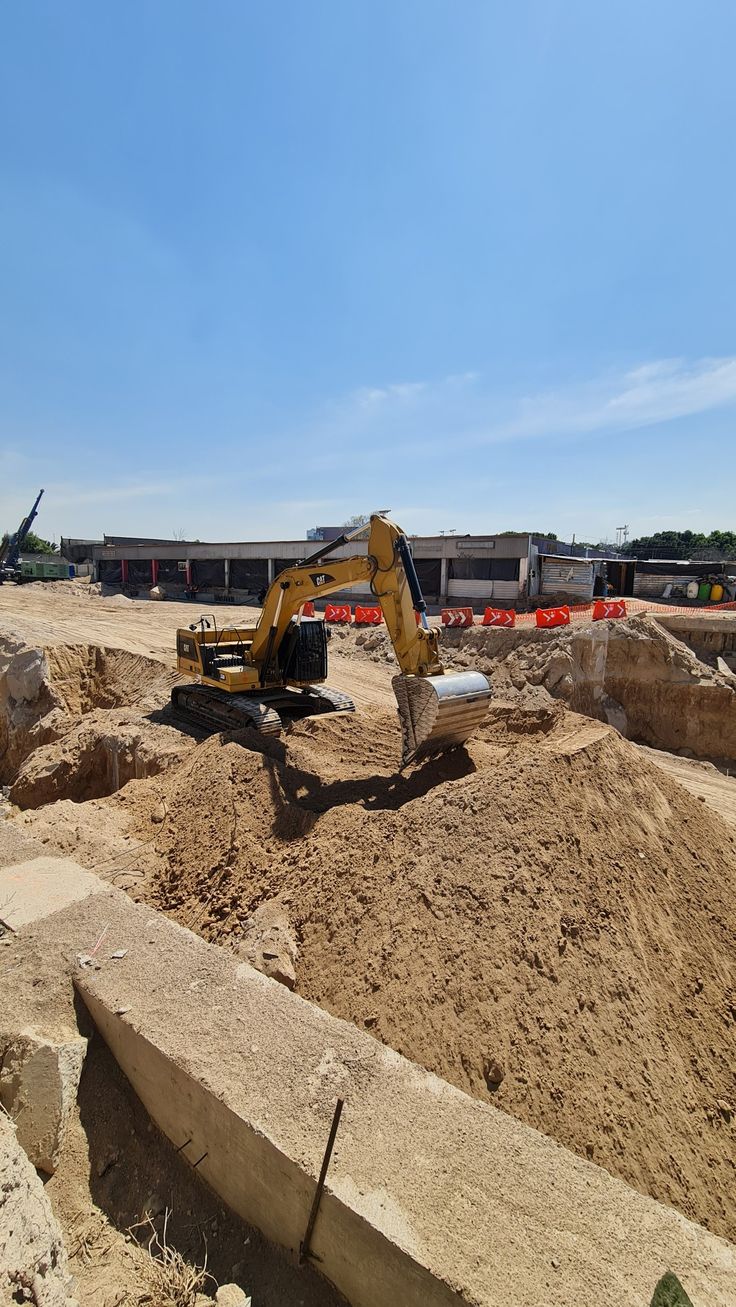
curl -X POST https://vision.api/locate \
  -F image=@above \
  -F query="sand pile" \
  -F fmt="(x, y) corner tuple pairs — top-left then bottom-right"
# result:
(135, 705), (736, 1240)
(38, 576), (94, 597)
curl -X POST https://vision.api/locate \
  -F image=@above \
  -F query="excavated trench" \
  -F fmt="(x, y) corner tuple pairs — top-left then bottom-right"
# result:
(0, 637), (192, 808)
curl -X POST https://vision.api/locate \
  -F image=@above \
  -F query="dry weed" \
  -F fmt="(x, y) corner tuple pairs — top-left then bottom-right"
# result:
(130, 1210), (213, 1307)
(67, 1208), (115, 1264)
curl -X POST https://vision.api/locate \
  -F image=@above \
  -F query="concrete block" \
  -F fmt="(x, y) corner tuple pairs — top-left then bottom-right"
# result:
(0, 856), (104, 930)
(0, 1113), (78, 1305)
(6, 867), (734, 1307)
(68, 890), (736, 1307)
(0, 1026), (88, 1174)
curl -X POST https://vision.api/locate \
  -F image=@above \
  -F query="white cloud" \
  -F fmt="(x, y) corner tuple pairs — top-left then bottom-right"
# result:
(44, 476), (218, 508)
(3, 357), (734, 543)
(311, 356), (736, 452)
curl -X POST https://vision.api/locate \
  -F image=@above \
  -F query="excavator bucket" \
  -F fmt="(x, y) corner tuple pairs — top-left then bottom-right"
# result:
(392, 670), (492, 767)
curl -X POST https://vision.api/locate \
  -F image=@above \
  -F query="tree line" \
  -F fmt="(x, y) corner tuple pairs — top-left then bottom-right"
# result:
(620, 530), (736, 561)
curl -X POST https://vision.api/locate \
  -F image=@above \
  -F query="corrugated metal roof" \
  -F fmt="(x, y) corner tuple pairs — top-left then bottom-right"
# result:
(537, 553), (598, 564)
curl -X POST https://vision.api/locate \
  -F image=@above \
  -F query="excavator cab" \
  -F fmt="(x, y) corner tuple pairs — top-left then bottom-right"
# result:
(172, 514), (492, 767)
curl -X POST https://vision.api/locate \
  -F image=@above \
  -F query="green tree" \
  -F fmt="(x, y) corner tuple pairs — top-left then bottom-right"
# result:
(24, 531), (57, 554)
(1, 529), (56, 555)
(498, 530), (558, 539)
(622, 530), (736, 560)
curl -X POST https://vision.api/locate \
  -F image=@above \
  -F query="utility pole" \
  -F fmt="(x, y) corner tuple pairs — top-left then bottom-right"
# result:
(615, 524), (629, 549)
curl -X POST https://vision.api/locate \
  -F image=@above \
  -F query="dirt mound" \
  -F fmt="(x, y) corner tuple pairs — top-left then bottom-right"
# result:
(36, 576), (94, 597)
(138, 706), (736, 1241)
(331, 620), (574, 704)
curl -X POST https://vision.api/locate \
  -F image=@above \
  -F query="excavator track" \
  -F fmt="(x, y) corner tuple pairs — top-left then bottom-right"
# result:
(296, 685), (356, 717)
(170, 684), (283, 737)
(170, 682), (355, 738)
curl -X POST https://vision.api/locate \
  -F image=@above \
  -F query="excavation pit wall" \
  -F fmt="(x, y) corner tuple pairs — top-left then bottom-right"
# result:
(0, 635), (190, 806)
(3, 857), (734, 1307)
(437, 615), (736, 760)
(568, 622), (736, 759)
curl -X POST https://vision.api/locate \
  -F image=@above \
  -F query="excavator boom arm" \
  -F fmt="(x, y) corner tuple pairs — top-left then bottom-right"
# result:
(0, 488), (44, 571)
(250, 515), (442, 678)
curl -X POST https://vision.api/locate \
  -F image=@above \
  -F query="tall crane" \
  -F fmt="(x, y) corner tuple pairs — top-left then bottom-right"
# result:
(0, 489), (45, 583)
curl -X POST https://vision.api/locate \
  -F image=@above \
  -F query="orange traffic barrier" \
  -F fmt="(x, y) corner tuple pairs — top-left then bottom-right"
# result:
(535, 605), (570, 629)
(300, 601), (315, 617)
(441, 607), (474, 628)
(593, 599), (627, 621)
(354, 605), (382, 625)
(324, 603), (352, 623)
(482, 607), (516, 628)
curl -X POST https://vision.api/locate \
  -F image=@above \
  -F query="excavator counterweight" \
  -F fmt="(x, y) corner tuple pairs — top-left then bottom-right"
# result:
(172, 514), (492, 767)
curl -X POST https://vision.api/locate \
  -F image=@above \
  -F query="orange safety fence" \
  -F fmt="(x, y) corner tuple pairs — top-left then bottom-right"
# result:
(512, 597), (736, 626)
(324, 603), (352, 623)
(319, 596), (736, 630)
(354, 604), (382, 625)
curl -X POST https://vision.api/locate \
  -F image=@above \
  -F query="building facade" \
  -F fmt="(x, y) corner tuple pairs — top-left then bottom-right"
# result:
(85, 531), (736, 608)
(91, 531), (541, 608)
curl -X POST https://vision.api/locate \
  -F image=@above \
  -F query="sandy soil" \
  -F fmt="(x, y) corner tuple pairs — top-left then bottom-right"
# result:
(641, 748), (736, 830)
(0, 584), (397, 717)
(115, 706), (734, 1243)
(1, 583), (735, 1256)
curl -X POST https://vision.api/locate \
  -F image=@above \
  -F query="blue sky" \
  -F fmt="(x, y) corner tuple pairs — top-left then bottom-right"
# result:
(1, 1), (735, 545)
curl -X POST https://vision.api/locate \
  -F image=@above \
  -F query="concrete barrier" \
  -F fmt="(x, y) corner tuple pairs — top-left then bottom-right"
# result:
(2, 857), (735, 1307)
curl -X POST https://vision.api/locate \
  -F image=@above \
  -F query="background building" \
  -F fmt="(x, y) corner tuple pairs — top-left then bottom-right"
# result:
(78, 528), (736, 609)
(88, 530), (624, 608)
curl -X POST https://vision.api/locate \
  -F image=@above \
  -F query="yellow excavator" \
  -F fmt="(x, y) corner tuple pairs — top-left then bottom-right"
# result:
(172, 513), (491, 766)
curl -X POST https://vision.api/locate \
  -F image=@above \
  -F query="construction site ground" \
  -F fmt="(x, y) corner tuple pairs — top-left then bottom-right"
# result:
(1, 579), (735, 1305)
